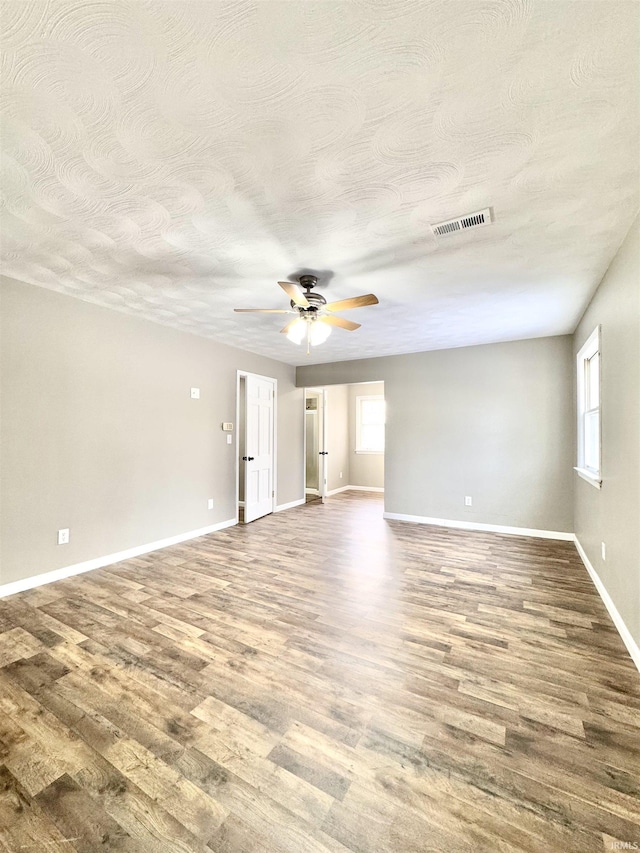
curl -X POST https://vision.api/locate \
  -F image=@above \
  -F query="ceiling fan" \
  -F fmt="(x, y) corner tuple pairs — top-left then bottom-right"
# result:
(234, 275), (379, 353)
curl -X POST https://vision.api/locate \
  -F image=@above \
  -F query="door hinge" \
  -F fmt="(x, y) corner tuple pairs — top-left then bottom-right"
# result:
(272, 490), (275, 498)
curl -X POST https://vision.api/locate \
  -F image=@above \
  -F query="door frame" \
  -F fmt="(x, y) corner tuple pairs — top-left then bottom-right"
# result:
(236, 370), (278, 524)
(303, 387), (328, 503)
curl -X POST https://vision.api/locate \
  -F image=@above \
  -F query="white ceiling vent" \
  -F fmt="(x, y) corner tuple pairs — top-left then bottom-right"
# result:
(431, 208), (492, 238)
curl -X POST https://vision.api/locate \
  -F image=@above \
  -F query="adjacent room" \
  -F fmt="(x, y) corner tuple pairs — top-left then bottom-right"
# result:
(304, 383), (385, 502)
(1, 2), (639, 852)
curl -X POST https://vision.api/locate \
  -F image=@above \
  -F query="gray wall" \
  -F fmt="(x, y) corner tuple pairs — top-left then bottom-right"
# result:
(573, 216), (640, 648)
(0, 277), (304, 586)
(297, 336), (574, 532)
(348, 382), (384, 489)
(325, 385), (349, 492)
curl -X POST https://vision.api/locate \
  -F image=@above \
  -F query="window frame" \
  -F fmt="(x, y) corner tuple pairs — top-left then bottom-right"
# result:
(575, 325), (602, 488)
(355, 394), (385, 454)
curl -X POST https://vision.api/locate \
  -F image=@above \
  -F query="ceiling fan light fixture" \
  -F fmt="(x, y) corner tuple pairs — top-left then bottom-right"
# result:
(286, 317), (307, 344)
(308, 318), (331, 345)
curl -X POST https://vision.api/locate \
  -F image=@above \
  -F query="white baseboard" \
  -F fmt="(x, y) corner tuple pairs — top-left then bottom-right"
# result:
(275, 498), (306, 513)
(382, 512), (574, 541)
(0, 518), (237, 599)
(574, 536), (640, 673)
(326, 485), (385, 496)
(326, 485), (350, 496)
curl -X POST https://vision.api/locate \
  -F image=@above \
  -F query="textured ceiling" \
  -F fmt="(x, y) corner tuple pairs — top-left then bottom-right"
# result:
(1, 1), (638, 366)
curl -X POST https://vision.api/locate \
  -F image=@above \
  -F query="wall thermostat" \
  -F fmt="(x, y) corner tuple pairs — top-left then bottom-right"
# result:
(222, 422), (233, 431)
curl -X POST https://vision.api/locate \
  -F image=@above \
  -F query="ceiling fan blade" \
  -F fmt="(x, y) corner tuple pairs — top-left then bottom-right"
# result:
(278, 281), (310, 307)
(324, 294), (378, 312)
(319, 315), (361, 331)
(280, 319), (303, 335)
(234, 308), (292, 313)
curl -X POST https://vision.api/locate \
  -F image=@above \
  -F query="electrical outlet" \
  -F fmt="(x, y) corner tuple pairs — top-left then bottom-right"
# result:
(57, 528), (70, 545)
(464, 496), (472, 507)
(190, 387), (200, 399)
(208, 499), (214, 510)
(601, 542), (606, 561)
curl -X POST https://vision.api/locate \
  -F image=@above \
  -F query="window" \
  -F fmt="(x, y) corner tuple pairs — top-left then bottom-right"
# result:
(356, 395), (385, 453)
(576, 326), (601, 487)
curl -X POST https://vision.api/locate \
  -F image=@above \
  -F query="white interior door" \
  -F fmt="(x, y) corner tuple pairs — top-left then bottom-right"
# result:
(243, 374), (275, 523)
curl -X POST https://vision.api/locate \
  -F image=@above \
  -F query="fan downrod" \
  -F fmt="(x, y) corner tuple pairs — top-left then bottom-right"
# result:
(295, 275), (326, 310)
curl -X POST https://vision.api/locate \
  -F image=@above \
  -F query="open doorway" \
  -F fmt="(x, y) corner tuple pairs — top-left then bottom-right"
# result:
(350, 382), (385, 493)
(304, 381), (384, 504)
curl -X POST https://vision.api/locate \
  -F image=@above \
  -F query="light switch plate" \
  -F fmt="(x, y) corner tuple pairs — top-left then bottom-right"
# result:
(190, 387), (200, 399)
(226, 434), (233, 444)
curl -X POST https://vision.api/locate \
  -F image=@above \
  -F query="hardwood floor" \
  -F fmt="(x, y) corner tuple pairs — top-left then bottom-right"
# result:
(1, 491), (638, 853)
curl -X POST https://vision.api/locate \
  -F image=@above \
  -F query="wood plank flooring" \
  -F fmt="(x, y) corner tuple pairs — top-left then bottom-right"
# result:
(1, 491), (639, 853)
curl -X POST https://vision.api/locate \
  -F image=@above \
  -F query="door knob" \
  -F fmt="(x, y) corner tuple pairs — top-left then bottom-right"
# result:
(242, 456), (255, 461)
(319, 451), (328, 455)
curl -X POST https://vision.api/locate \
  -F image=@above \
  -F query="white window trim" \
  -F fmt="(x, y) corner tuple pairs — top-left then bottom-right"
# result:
(355, 394), (385, 454)
(575, 325), (602, 489)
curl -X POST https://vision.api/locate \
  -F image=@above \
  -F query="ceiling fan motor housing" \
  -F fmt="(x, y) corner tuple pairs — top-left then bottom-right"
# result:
(293, 275), (326, 312)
